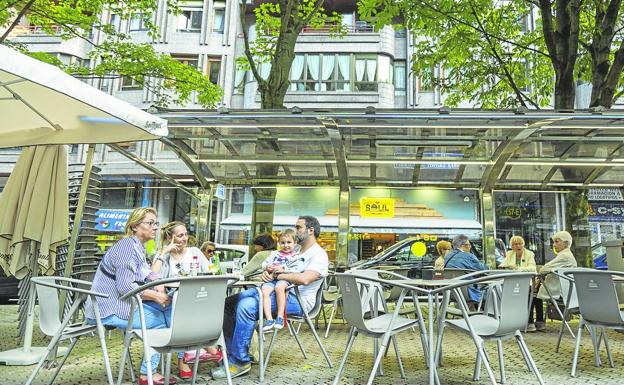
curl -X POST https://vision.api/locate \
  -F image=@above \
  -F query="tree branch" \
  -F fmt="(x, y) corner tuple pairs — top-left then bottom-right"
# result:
(239, 1), (265, 89)
(0, 0), (36, 43)
(536, 0), (559, 69)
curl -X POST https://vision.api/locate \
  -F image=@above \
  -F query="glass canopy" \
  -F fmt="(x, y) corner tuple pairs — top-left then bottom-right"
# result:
(157, 109), (624, 191)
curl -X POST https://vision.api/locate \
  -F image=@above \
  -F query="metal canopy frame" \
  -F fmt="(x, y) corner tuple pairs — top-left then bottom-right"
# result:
(158, 109), (624, 191)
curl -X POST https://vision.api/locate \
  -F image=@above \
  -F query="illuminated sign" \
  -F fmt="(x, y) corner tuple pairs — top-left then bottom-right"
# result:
(95, 209), (132, 232)
(360, 198), (395, 218)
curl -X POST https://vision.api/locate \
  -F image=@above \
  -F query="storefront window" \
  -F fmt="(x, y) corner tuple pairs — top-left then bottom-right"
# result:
(494, 191), (560, 264)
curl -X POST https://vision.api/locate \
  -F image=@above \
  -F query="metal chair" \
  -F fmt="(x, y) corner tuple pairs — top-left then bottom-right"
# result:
(263, 279), (333, 372)
(564, 269), (624, 377)
(435, 272), (544, 385)
(550, 269), (580, 352)
(24, 276), (114, 385)
(332, 272), (425, 385)
(117, 275), (236, 385)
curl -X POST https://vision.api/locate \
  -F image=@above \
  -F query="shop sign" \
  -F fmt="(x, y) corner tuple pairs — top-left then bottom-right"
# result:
(214, 184), (226, 200)
(360, 198), (395, 218)
(95, 209), (133, 232)
(588, 188), (623, 201)
(347, 233), (371, 240)
(588, 202), (624, 222)
(503, 206), (522, 220)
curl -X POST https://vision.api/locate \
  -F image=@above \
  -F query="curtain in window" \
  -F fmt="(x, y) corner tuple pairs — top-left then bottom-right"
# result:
(234, 69), (245, 92)
(337, 55), (350, 91)
(395, 65), (406, 90)
(355, 59), (366, 82)
(290, 55), (305, 91)
(366, 59), (377, 82)
(321, 55), (335, 91)
(307, 55), (320, 90)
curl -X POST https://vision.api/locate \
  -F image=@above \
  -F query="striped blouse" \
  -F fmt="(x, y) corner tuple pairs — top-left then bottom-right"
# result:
(86, 236), (159, 320)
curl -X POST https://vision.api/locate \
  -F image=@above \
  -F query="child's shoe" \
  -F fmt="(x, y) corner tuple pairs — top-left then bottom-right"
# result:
(274, 316), (284, 329)
(262, 319), (275, 331)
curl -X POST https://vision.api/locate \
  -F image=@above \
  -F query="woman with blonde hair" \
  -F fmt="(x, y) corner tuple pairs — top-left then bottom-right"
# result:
(151, 221), (220, 379)
(86, 207), (176, 385)
(499, 236), (536, 272)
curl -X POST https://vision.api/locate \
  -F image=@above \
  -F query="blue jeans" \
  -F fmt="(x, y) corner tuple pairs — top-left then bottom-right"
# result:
(227, 288), (303, 365)
(88, 304), (171, 375)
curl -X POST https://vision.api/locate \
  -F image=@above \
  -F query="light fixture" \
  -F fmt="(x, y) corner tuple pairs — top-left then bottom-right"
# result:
(375, 140), (473, 147)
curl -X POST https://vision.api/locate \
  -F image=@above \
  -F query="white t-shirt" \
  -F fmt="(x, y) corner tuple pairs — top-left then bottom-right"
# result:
(164, 246), (209, 277)
(296, 243), (329, 313)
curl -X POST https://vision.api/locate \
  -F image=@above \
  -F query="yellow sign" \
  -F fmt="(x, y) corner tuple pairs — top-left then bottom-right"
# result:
(360, 198), (395, 218)
(411, 241), (427, 257)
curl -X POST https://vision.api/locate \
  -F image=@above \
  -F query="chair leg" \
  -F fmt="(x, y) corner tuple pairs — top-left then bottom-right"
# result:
(127, 349), (136, 383)
(554, 313), (567, 353)
(24, 329), (70, 385)
(367, 333), (391, 385)
(473, 350), (481, 381)
(515, 331), (545, 385)
(305, 316), (333, 368)
(116, 332), (134, 385)
(219, 334), (233, 385)
(514, 333), (533, 373)
(190, 349), (200, 385)
(496, 339), (506, 384)
(94, 322), (115, 385)
(325, 298), (338, 338)
(290, 321), (308, 359)
(163, 353), (171, 385)
(263, 329), (279, 368)
(571, 319), (584, 377)
(477, 341), (497, 385)
(391, 335), (406, 379)
(48, 338), (82, 385)
(332, 328), (357, 385)
(601, 328), (615, 368)
(588, 325), (602, 367)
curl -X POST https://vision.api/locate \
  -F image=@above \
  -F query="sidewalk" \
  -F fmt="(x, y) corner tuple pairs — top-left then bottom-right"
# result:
(1, 304), (623, 384)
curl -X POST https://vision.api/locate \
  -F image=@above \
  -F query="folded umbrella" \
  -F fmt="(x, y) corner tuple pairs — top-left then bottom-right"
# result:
(0, 145), (68, 278)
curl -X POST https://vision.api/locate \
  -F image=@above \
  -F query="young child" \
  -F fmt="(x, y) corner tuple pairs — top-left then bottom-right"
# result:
(261, 229), (304, 331)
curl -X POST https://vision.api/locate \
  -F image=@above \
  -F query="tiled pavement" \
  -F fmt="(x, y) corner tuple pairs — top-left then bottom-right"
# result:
(1, 304), (623, 385)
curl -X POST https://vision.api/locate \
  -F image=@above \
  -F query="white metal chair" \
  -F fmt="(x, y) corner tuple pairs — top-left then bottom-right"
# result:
(550, 268), (580, 352)
(117, 275), (236, 385)
(263, 279), (333, 372)
(332, 272), (426, 385)
(435, 272), (544, 385)
(564, 269), (624, 377)
(24, 276), (114, 385)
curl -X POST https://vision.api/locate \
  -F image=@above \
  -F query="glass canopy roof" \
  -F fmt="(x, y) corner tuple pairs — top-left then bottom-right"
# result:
(156, 109), (624, 191)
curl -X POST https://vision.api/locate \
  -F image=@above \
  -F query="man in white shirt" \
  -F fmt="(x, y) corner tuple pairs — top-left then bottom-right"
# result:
(214, 216), (328, 379)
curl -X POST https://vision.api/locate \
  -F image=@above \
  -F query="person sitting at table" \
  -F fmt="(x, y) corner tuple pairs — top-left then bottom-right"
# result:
(445, 234), (488, 302)
(241, 233), (277, 278)
(212, 216), (328, 379)
(499, 236), (536, 272)
(151, 221), (221, 379)
(200, 240), (216, 260)
(528, 230), (577, 332)
(86, 207), (176, 385)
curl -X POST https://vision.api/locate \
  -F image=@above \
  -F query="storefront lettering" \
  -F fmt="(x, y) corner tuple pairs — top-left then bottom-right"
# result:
(360, 197), (395, 218)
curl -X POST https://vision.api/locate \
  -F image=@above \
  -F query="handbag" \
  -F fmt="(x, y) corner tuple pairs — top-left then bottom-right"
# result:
(547, 301), (571, 321)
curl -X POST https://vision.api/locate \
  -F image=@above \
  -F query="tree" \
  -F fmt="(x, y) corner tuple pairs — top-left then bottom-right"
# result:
(0, 0), (222, 108)
(237, 0), (343, 109)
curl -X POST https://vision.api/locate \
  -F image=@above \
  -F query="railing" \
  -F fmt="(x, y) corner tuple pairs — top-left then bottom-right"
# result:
(9, 25), (63, 37)
(301, 23), (376, 34)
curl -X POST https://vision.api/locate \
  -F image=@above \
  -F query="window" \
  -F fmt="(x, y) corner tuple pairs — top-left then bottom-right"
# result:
(304, 54), (320, 91)
(172, 54), (199, 68)
(129, 13), (148, 31)
(121, 75), (143, 90)
(234, 69), (246, 93)
(177, 9), (202, 32)
(213, 8), (225, 32)
(354, 55), (377, 91)
(109, 13), (121, 31)
(323, 54), (350, 91)
(394, 60), (406, 94)
(206, 57), (221, 84)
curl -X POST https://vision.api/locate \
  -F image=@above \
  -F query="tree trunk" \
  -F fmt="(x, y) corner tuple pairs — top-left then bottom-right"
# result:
(565, 190), (593, 267)
(553, 72), (576, 109)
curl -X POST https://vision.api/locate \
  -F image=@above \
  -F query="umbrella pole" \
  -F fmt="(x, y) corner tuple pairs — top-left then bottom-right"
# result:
(59, 144), (94, 309)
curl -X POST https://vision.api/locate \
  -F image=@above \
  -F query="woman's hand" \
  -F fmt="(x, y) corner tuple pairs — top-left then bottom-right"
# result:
(154, 284), (166, 293)
(161, 235), (179, 255)
(154, 291), (171, 307)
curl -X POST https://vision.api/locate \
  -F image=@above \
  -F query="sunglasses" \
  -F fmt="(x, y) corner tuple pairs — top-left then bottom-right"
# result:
(205, 249), (215, 254)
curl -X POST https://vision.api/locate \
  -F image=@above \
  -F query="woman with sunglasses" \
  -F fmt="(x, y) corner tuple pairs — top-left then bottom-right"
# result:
(87, 207), (175, 385)
(151, 221), (220, 379)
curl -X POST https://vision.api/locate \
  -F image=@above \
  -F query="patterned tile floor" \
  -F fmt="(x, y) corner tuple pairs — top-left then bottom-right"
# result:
(1, 304), (623, 385)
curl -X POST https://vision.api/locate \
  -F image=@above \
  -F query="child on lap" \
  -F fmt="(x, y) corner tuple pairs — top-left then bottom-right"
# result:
(261, 229), (304, 331)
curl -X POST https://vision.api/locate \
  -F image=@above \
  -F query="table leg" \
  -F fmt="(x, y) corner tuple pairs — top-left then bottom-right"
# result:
(256, 287), (264, 382)
(428, 294), (435, 385)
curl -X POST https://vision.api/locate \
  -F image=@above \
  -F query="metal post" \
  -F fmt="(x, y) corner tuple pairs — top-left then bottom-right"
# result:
(480, 191), (497, 268)
(195, 190), (212, 244)
(336, 189), (350, 268)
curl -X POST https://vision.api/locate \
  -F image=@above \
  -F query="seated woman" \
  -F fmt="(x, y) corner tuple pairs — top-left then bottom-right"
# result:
(86, 207), (176, 385)
(151, 221), (222, 379)
(240, 233), (277, 278)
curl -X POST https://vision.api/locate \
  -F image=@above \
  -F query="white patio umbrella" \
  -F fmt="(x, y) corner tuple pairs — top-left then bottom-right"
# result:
(0, 45), (168, 365)
(0, 44), (167, 146)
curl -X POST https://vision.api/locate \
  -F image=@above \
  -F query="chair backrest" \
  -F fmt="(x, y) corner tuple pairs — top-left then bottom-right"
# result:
(337, 273), (370, 331)
(495, 273), (533, 335)
(33, 278), (63, 337)
(167, 276), (230, 348)
(570, 270), (624, 325)
(301, 277), (327, 319)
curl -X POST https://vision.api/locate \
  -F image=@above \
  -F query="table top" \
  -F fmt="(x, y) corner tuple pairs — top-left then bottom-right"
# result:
(397, 278), (465, 287)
